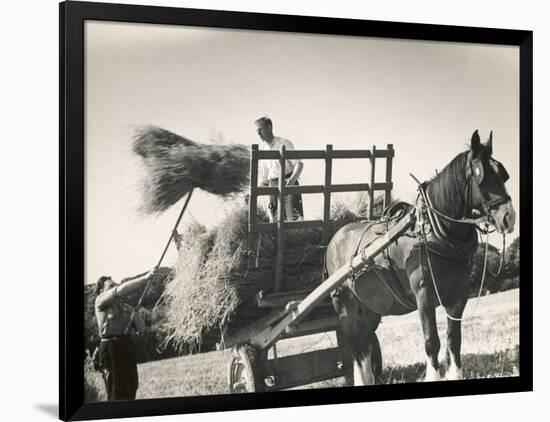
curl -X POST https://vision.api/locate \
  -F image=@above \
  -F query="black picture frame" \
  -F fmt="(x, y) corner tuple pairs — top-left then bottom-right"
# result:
(60, 1), (533, 420)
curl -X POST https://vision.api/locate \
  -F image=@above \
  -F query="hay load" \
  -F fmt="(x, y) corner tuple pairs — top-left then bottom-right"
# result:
(161, 203), (366, 350)
(133, 126), (249, 214)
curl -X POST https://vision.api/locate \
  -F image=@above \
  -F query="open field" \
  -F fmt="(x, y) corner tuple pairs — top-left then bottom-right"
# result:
(129, 289), (520, 399)
(87, 288), (519, 401)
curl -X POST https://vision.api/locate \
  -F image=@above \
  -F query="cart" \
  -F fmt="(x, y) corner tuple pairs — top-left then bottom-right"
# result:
(223, 143), (413, 393)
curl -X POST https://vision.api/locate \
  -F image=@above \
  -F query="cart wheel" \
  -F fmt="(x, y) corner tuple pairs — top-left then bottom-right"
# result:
(372, 334), (383, 383)
(227, 344), (264, 393)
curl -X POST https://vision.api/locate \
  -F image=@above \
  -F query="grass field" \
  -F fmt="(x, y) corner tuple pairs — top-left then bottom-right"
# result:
(87, 288), (520, 401)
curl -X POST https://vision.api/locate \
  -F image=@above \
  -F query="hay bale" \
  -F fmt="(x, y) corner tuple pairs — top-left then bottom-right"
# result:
(133, 126), (249, 214)
(161, 203), (364, 350)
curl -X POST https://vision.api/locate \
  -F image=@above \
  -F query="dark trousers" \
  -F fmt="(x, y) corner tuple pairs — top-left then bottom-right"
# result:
(99, 336), (138, 400)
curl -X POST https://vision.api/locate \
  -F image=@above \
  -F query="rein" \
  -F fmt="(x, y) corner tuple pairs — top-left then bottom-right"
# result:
(411, 170), (508, 322)
(410, 173), (488, 227)
(420, 222), (491, 322)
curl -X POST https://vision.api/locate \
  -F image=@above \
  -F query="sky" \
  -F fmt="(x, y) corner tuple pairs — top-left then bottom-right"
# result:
(84, 21), (519, 284)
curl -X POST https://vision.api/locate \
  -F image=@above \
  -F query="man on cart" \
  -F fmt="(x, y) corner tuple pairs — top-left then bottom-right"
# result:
(255, 116), (304, 222)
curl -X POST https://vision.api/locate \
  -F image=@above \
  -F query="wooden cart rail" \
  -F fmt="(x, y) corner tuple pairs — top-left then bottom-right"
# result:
(247, 144), (395, 292)
(226, 143), (399, 393)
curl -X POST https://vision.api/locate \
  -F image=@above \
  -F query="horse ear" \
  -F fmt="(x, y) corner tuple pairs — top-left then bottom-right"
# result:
(485, 131), (493, 156)
(471, 130), (481, 156)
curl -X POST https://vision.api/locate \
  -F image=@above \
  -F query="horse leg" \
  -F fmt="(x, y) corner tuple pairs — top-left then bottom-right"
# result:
(416, 288), (441, 382)
(444, 297), (467, 380)
(333, 289), (381, 386)
(335, 328), (354, 386)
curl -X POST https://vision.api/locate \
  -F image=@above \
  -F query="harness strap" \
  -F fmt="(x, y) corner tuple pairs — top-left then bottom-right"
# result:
(346, 211), (418, 312)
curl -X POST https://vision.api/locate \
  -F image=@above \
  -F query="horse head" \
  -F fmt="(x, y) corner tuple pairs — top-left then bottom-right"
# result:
(467, 130), (515, 233)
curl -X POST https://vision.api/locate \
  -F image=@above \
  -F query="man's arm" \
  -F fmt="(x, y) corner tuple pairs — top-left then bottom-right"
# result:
(282, 138), (303, 185)
(95, 268), (156, 310)
(287, 161), (303, 186)
(115, 268), (156, 298)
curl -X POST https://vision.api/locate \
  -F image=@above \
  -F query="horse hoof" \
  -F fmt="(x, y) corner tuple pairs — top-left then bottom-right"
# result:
(424, 363), (441, 382)
(445, 365), (463, 381)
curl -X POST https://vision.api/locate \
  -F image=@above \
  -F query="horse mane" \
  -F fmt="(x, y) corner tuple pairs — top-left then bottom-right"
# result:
(427, 151), (469, 219)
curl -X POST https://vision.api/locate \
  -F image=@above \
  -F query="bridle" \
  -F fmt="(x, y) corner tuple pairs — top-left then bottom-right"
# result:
(412, 152), (511, 231)
(465, 153), (510, 222)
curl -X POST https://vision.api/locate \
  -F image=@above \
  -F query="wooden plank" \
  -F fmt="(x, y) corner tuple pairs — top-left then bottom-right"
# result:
(322, 145), (333, 246)
(251, 219), (333, 234)
(252, 186), (278, 197)
(385, 144), (394, 208)
(285, 150), (325, 159)
(254, 184), (390, 198)
(256, 290), (333, 309)
(247, 145), (259, 269)
(282, 219), (323, 231)
(256, 289), (310, 308)
(369, 145), (376, 220)
(331, 150), (371, 159)
(282, 248), (322, 266)
(255, 148), (393, 160)
(222, 309), (289, 349)
(250, 222), (277, 233)
(262, 347), (345, 391)
(284, 316), (341, 337)
(374, 148), (395, 158)
(275, 145), (286, 292)
(372, 182), (393, 191)
(284, 184), (324, 195)
(256, 150), (280, 160)
(330, 183), (370, 193)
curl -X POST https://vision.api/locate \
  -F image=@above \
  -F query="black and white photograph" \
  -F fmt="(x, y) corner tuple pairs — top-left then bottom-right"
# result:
(6, 0), (550, 419)
(81, 15), (522, 404)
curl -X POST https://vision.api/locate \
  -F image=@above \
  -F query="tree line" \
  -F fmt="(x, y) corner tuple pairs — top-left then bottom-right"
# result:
(468, 236), (520, 296)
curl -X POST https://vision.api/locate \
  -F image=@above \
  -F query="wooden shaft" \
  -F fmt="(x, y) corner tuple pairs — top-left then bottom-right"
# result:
(124, 189), (193, 334)
(248, 145), (259, 268)
(322, 145), (333, 246)
(155, 189), (193, 269)
(385, 144), (394, 208)
(274, 145), (286, 292)
(369, 145), (376, 220)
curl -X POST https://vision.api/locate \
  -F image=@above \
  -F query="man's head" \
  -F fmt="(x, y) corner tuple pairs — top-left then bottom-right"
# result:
(255, 116), (274, 144)
(95, 275), (116, 296)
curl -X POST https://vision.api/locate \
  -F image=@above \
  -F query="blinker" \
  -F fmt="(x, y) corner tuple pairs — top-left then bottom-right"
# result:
(491, 159), (510, 183)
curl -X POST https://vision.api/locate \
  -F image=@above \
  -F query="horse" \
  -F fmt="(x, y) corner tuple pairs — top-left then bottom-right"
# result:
(326, 130), (515, 385)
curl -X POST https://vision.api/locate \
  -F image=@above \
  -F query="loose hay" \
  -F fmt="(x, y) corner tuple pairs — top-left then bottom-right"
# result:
(162, 203), (366, 350)
(133, 126), (249, 214)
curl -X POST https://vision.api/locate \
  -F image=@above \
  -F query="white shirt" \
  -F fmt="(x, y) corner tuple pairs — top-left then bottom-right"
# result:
(260, 136), (302, 184)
